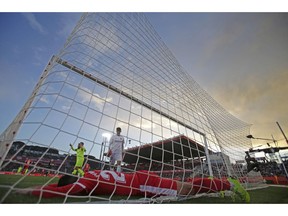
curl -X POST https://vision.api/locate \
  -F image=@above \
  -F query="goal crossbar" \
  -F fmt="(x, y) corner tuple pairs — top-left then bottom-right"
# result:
(55, 56), (205, 137)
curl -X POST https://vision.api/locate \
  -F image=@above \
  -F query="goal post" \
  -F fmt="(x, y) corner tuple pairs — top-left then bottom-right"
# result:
(0, 56), (57, 168)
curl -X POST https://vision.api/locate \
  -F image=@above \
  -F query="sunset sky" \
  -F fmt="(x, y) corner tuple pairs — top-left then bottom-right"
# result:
(147, 13), (288, 149)
(1, 3), (288, 152)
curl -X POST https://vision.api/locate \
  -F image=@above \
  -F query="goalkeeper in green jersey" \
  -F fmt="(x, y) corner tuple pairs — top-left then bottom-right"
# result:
(70, 142), (86, 177)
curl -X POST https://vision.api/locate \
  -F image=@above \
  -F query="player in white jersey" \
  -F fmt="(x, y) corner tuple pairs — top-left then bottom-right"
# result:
(108, 127), (124, 172)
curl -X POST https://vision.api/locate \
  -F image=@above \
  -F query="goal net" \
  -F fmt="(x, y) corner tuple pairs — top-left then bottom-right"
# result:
(0, 13), (265, 204)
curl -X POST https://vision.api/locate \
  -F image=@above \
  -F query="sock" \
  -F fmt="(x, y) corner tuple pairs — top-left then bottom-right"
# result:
(78, 169), (84, 177)
(116, 165), (121, 172)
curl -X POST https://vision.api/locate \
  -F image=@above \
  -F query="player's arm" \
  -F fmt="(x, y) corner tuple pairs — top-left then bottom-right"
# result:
(104, 149), (112, 157)
(105, 136), (113, 156)
(69, 143), (76, 151)
(122, 137), (125, 152)
(16, 182), (87, 198)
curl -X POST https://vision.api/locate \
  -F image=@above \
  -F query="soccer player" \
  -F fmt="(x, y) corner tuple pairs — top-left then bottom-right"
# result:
(17, 166), (23, 174)
(19, 169), (250, 202)
(245, 151), (260, 173)
(107, 127), (125, 172)
(45, 159), (54, 176)
(21, 159), (31, 174)
(70, 142), (86, 177)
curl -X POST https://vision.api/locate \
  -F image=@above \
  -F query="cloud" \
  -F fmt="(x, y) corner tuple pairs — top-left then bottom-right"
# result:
(172, 14), (288, 147)
(212, 68), (288, 146)
(77, 86), (113, 110)
(22, 13), (46, 35)
(39, 96), (49, 104)
(56, 13), (82, 38)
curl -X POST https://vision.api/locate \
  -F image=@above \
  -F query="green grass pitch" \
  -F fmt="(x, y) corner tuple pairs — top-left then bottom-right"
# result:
(0, 174), (288, 203)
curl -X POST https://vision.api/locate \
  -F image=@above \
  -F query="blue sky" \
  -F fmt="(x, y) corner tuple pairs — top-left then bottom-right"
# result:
(0, 12), (288, 151)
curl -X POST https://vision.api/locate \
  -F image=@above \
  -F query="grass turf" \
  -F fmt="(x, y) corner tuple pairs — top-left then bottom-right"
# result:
(1, 174), (287, 204)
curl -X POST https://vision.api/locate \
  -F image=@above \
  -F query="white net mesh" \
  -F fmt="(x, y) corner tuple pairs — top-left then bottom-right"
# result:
(0, 13), (267, 203)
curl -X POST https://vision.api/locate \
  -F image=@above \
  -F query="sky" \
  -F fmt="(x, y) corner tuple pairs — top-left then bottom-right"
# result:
(147, 13), (288, 149)
(0, 10), (288, 153)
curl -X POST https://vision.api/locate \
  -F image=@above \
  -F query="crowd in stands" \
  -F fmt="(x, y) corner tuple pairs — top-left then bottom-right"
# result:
(3, 142), (288, 180)
(257, 161), (288, 177)
(124, 159), (199, 172)
(123, 158), (288, 181)
(1, 141), (100, 175)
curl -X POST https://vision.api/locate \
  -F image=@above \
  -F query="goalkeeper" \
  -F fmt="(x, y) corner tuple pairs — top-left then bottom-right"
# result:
(19, 169), (250, 202)
(70, 142), (86, 177)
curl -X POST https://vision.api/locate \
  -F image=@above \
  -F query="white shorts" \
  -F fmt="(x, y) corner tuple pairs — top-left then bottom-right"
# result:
(110, 152), (122, 164)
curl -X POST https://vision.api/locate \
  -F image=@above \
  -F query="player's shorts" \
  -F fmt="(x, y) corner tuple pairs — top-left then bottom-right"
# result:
(136, 171), (177, 197)
(75, 157), (84, 167)
(110, 151), (122, 164)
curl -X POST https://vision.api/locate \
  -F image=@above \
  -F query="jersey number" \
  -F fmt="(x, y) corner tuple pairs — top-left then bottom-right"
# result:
(100, 170), (126, 184)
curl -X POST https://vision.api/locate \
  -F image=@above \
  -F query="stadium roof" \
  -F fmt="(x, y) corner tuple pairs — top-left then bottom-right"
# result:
(123, 135), (211, 164)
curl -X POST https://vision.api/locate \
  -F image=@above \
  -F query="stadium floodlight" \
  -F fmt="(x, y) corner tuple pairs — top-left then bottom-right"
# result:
(246, 134), (275, 142)
(100, 133), (111, 161)
(246, 135), (254, 139)
(102, 133), (111, 142)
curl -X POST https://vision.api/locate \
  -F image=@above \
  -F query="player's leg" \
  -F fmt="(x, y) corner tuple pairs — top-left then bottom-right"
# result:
(17, 166), (22, 173)
(32, 182), (86, 198)
(72, 166), (85, 177)
(176, 178), (234, 196)
(77, 167), (85, 177)
(73, 158), (84, 175)
(176, 181), (196, 196)
(114, 152), (122, 172)
(109, 155), (116, 170)
(227, 177), (250, 203)
(116, 160), (121, 172)
(21, 166), (27, 174)
(201, 178), (231, 193)
(15, 176), (84, 198)
(78, 158), (85, 176)
(72, 166), (78, 175)
(191, 177), (250, 202)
